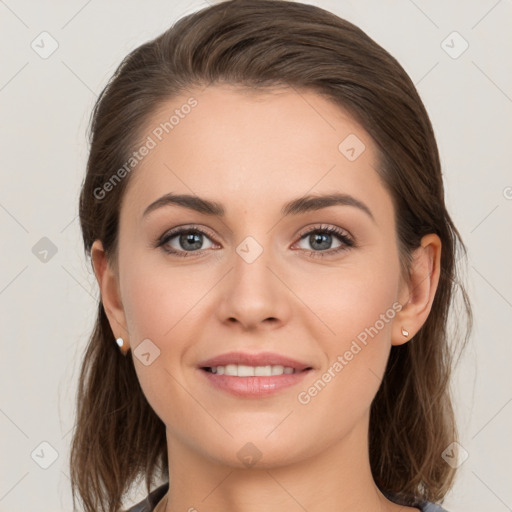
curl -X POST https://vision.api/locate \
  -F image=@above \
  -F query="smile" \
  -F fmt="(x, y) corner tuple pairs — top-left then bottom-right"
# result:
(204, 364), (299, 376)
(199, 365), (313, 398)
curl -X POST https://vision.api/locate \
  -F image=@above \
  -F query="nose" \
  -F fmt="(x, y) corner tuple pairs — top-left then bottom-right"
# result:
(215, 239), (292, 331)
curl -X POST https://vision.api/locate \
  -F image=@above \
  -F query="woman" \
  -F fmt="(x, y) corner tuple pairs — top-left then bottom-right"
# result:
(70, 1), (472, 511)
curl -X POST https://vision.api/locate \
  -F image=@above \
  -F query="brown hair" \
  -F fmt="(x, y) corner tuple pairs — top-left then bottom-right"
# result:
(71, 1), (472, 511)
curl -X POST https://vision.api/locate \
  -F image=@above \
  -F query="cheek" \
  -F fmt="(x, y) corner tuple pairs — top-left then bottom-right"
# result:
(121, 253), (213, 344)
(120, 258), (211, 425)
(293, 255), (399, 411)
(292, 253), (400, 346)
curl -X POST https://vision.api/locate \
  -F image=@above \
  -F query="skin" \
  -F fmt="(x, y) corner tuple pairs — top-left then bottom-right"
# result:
(92, 85), (441, 512)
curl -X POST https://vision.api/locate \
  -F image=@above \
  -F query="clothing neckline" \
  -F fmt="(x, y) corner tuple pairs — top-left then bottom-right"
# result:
(130, 482), (447, 512)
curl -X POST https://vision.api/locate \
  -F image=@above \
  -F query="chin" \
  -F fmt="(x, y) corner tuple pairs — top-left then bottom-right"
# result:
(197, 431), (313, 470)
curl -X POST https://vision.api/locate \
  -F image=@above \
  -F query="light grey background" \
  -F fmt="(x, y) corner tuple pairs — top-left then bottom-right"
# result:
(1, 1), (511, 511)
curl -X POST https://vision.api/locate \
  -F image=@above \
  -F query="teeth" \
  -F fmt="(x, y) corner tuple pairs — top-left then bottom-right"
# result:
(209, 364), (297, 376)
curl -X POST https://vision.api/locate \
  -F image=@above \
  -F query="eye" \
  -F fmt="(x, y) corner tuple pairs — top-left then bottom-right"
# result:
(156, 226), (217, 257)
(293, 224), (355, 258)
(155, 223), (355, 259)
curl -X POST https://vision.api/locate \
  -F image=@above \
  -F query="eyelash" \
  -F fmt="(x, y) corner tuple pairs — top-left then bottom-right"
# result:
(155, 224), (355, 259)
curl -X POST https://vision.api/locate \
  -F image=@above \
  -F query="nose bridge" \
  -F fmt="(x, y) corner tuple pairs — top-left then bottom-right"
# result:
(216, 232), (289, 328)
(232, 233), (276, 300)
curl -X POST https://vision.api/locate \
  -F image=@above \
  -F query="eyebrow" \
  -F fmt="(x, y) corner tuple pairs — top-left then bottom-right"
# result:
(142, 192), (375, 222)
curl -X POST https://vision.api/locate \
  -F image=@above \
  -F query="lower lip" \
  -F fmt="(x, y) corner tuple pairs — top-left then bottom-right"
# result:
(199, 368), (312, 397)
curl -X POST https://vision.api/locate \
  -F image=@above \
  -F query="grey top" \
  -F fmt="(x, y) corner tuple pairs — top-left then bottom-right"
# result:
(123, 483), (450, 512)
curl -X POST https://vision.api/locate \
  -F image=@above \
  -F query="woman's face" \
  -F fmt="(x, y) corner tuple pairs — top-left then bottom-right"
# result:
(104, 85), (412, 467)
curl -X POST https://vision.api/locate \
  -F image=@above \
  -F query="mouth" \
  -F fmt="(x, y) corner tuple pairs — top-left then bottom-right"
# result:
(197, 350), (313, 373)
(201, 364), (312, 376)
(199, 366), (313, 397)
(197, 352), (314, 397)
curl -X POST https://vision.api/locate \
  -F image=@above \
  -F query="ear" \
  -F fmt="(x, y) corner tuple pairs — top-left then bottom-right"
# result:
(392, 233), (442, 346)
(91, 239), (130, 352)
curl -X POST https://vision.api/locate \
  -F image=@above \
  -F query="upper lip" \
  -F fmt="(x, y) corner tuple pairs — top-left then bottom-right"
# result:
(198, 351), (313, 371)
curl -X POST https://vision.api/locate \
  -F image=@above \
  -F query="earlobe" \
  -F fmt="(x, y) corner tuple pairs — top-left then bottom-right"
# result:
(392, 234), (442, 346)
(91, 240), (129, 350)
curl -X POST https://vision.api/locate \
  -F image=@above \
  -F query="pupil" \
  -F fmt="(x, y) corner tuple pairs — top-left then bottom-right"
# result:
(311, 233), (331, 250)
(181, 232), (202, 251)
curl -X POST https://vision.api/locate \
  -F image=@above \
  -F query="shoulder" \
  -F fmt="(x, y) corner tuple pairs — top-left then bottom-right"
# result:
(418, 501), (450, 512)
(122, 482), (169, 512)
(383, 491), (450, 512)
(121, 484), (449, 512)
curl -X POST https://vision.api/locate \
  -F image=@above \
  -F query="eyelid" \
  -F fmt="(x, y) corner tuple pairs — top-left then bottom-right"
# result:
(156, 224), (217, 243)
(295, 223), (353, 242)
(292, 224), (355, 255)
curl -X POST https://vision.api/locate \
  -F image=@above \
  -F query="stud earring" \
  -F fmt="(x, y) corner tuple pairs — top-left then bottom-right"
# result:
(116, 337), (129, 355)
(401, 327), (409, 338)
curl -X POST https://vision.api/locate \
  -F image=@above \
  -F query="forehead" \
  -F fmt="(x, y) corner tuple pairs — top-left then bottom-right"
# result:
(121, 84), (391, 222)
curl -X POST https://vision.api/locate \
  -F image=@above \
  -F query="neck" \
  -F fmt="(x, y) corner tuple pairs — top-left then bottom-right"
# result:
(162, 412), (402, 512)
